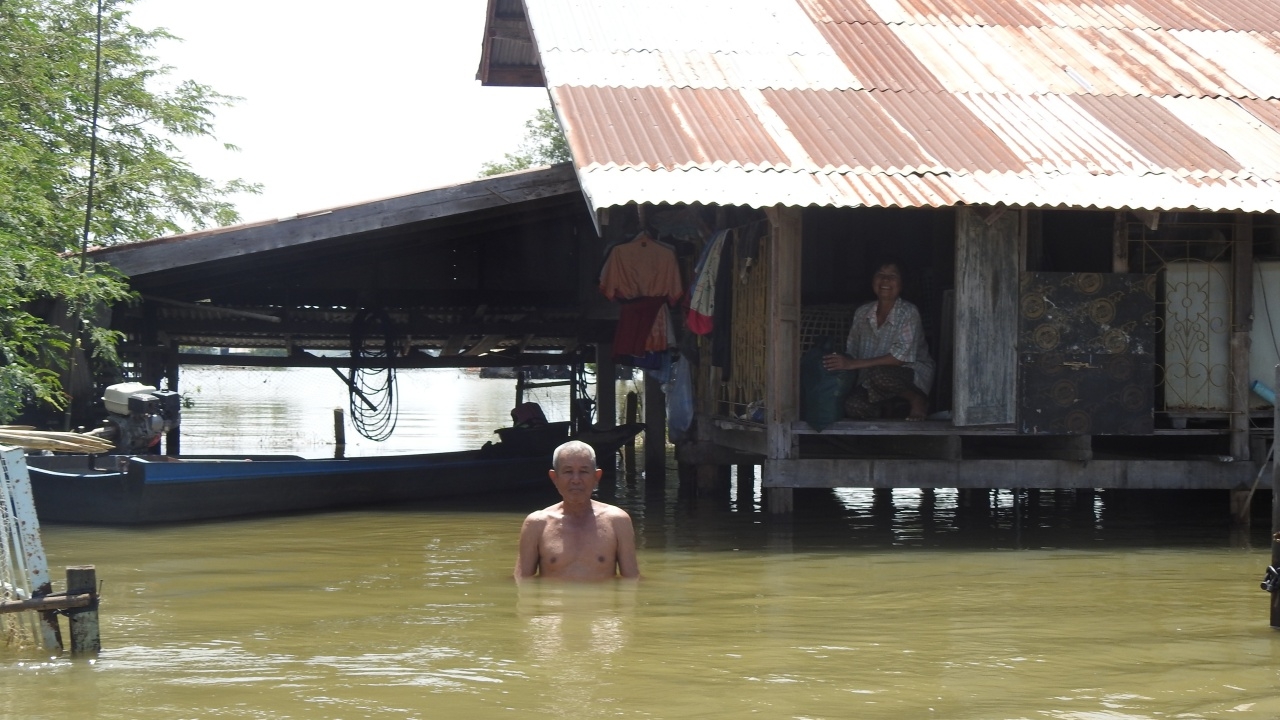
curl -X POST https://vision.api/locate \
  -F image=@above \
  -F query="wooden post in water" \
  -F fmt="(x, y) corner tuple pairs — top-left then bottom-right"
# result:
(1270, 364), (1279, 629)
(596, 343), (616, 429)
(66, 566), (100, 655)
(333, 408), (346, 459)
(736, 464), (756, 508)
(623, 391), (638, 482)
(644, 376), (667, 496)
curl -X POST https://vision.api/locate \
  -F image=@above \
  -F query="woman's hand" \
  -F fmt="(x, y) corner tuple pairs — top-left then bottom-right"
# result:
(822, 353), (853, 371)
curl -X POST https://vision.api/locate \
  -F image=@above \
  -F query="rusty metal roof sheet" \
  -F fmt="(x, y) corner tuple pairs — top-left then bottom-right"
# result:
(518, 0), (1280, 213)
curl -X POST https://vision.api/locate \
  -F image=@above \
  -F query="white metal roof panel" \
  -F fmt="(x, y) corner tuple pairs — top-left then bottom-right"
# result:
(538, 49), (863, 91)
(577, 166), (1280, 212)
(526, 0), (829, 54)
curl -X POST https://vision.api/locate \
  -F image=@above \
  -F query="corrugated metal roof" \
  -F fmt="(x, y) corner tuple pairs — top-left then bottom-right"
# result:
(520, 0), (1280, 213)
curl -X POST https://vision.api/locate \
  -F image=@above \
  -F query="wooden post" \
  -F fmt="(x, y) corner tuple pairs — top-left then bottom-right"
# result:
(1270, 364), (1279, 628)
(165, 342), (181, 456)
(1231, 214), (1253, 462)
(66, 566), (100, 655)
(333, 408), (346, 459)
(623, 391), (638, 482)
(1112, 211), (1129, 273)
(736, 463), (756, 509)
(596, 343), (616, 429)
(763, 206), (801, 514)
(644, 374), (666, 495)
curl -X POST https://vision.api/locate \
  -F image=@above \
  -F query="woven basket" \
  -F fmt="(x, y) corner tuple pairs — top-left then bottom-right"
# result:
(800, 304), (856, 352)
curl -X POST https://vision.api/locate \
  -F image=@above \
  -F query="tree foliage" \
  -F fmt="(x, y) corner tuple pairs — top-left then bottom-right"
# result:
(479, 107), (571, 176)
(0, 0), (256, 422)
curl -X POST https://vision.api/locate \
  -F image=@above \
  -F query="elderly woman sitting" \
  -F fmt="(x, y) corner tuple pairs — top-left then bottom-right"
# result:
(821, 259), (934, 421)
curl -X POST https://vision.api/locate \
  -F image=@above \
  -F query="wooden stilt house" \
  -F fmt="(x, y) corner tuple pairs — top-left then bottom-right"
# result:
(480, 0), (1280, 510)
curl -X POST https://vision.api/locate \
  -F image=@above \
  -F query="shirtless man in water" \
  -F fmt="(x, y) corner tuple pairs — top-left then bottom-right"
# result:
(515, 440), (639, 581)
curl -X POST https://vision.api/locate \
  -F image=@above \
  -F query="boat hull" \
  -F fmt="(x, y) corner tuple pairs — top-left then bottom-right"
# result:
(25, 448), (555, 525)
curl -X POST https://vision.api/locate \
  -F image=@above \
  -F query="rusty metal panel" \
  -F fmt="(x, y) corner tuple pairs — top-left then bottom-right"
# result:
(810, 0), (1280, 31)
(553, 85), (792, 170)
(1017, 272), (1157, 435)
(1072, 94), (1245, 178)
(522, 0), (1280, 214)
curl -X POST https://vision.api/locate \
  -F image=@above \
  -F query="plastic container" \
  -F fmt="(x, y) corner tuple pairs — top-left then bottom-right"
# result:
(103, 382), (157, 415)
(1251, 380), (1276, 406)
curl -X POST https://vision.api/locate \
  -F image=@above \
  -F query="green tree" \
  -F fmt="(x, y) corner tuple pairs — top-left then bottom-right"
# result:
(0, 0), (256, 423)
(479, 106), (571, 176)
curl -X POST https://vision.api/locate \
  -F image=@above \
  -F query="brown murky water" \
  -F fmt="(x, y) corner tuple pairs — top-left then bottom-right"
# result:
(3, 368), (1278, 718)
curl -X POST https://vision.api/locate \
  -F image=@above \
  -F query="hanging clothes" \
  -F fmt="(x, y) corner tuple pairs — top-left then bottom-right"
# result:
(600, 231), (684, 360)
(685, 228), (730, 335)
(598, 232), (683, 303)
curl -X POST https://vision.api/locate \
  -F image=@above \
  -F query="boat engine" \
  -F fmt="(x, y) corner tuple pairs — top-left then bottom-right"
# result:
(94, 382), (182, 453)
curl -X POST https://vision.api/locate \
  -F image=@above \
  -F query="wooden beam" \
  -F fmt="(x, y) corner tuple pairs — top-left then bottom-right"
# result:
(0, 592), (93, 616)
(1112, 211), (1129, 273)
(953, 207), (1019, 426)
(1271, 363), (1279, 627)
(442, 335), (467, 356)
(175, 351), (587, 369)
(1231, 213), (1253, 461)
(761, 457), (1256, 490)
(764, 206), (801, 463)
(462, 335), (504, 356)
(89, 165), (581, 276)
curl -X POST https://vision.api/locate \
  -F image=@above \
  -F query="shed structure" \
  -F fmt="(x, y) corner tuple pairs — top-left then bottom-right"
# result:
(75, 164), (624, 449)
(479, 0), (1280, 511)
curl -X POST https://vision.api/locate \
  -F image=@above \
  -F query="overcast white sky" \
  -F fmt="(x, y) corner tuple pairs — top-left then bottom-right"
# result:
(128, 0), (551, 227)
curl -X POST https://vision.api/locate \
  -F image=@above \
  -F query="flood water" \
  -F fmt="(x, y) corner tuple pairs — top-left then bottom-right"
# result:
(4, 367), (1279, 719)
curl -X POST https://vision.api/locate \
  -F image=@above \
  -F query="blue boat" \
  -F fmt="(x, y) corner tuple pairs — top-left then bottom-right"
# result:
(23, 446), (552, 525)
(22, 421), (644, 525)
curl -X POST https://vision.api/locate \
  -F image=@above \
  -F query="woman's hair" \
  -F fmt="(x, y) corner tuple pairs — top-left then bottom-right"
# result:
(870, 256), (907, 281)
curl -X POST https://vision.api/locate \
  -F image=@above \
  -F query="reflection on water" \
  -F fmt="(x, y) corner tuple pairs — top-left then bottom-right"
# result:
(174, 366), (579, 457)
(4, 368), (1278, 718)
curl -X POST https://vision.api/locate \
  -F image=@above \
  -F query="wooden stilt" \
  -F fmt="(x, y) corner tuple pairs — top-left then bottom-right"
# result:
(1231, 214), (1253, 462)
(644, 376), (666, 497)
(623, 391), (638, 483)
(1231, 489), (1252, 527)
(333, 408), (346, 459)
(735, 464), (756, 509)
(765, 486), (793, 514)
(165, 343), (181, 456)
(66, 566), (100, 655)
(1270, 365), (1280, 629)
(596, 343), (616, 429)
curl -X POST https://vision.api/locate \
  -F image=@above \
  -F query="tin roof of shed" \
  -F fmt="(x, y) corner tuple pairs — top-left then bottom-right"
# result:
(478, 0), (1280, 213)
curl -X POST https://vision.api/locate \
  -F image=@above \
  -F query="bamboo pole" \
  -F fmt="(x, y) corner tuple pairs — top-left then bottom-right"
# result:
(0, 430), (114, 454)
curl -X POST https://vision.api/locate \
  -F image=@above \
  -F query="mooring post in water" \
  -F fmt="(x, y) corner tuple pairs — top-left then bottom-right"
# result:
(65, 565), (100, 655)
(644, 376), (667, 496)
(623, 391), (638, 482)
(333, 407), (346, 458)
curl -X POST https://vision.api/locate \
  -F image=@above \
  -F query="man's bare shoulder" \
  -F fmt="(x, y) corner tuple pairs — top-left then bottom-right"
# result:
(591, 500), (632, 521)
